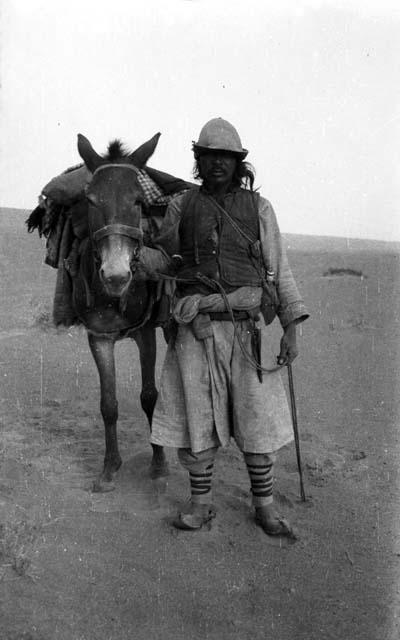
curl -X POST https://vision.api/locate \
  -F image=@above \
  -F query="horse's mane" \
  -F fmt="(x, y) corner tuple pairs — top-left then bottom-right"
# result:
(62, 139), (131, 174)
(105, 139), (132, 162)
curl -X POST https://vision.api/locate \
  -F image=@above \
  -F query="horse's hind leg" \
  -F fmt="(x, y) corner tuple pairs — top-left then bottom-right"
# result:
(133, 326), (168, 478)
(88, 333), (122, 492)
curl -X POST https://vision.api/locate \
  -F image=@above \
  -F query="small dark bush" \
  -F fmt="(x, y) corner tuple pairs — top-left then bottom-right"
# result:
(323, 267), (365, 278)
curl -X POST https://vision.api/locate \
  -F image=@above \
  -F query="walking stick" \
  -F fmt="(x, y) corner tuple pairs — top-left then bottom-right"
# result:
(287, 363), (306, 502)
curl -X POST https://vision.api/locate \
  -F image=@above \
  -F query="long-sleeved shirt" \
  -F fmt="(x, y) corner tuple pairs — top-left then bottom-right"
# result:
(138, 189), (309, 328)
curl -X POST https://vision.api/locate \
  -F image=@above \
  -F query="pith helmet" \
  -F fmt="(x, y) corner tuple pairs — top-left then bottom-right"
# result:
(193, 118), (248, 159)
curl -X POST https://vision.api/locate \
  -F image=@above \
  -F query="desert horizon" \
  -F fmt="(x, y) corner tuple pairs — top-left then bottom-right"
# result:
(2, 206), (399, 253)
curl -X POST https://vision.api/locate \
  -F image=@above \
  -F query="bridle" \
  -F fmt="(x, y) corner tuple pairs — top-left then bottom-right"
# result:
(87, 163), (144, 265)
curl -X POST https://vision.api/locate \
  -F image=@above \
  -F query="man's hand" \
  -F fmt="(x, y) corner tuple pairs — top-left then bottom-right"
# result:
(277, 322), (298, 366)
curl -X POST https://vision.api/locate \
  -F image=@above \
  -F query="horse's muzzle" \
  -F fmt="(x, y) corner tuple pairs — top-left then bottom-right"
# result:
(100, 269), (133, 297)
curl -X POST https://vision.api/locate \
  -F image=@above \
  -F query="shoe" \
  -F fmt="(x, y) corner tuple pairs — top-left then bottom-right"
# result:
(255, 507), (297, 539)
(173, 504), (216, 531)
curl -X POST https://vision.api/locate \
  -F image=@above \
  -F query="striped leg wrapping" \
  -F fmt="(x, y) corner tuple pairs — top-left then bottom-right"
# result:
(246, 461), (274, 506)
(189, 463), (214, 503)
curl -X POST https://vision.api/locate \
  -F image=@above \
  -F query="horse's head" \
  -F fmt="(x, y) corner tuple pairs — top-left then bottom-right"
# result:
(77, 132), (160, 298)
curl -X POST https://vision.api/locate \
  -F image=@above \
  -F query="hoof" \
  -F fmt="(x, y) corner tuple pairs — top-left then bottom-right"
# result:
(150, 458), (169, 479)
(92, 465), (120, 493)
(92, 478), (116, 493)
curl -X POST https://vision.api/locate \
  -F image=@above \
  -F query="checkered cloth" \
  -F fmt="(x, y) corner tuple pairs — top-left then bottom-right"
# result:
(138, 170), (182, 207)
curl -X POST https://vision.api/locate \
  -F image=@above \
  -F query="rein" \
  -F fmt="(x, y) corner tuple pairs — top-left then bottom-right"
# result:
(156, 271), (282, 374)
(193, 273), (283, 374)
(159, 192), (281, 373)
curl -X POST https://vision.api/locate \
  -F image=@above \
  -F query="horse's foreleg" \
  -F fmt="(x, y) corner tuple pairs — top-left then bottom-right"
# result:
(133, 327), (168, 478)
(88, 333), (121, 491)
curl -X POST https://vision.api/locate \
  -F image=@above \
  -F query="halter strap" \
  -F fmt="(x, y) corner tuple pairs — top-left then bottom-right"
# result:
(92, 163), (140, 176)
(93, 223), (143, 244)
(89, 164), (143, 248)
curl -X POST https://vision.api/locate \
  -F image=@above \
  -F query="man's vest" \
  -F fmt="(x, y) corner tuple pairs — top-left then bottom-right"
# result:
(177, 188), (263, 294)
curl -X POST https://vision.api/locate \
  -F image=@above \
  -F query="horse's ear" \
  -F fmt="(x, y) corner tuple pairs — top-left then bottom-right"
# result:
(77, 134), (104, 173)
(129, 133), (161, 169)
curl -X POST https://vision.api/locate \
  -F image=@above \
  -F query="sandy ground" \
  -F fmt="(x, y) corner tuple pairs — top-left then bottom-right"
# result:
(0, 208), (399, 640)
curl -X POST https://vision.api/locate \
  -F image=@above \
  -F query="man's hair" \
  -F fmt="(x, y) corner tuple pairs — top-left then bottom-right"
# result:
(193, 157), (256, 191)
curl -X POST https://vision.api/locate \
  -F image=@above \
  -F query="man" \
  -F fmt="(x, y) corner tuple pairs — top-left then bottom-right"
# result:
(141, 118), (309, 536)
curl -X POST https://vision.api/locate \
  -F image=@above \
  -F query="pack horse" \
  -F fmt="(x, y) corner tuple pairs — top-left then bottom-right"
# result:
(27, 133), (190, 491)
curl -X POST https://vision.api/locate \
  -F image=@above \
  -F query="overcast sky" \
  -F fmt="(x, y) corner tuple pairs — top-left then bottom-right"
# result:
(1, 0), (399, 241)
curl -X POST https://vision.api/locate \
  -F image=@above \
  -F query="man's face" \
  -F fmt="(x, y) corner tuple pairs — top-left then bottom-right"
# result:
(198, 150), (237, 191)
